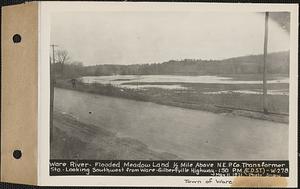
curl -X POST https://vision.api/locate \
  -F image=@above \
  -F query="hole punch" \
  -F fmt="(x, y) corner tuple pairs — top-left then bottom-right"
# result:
(12, 34), (21, 43)
(13, 150), (22, 159)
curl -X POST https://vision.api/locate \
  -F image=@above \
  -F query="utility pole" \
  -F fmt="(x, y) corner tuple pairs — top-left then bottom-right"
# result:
(50, 44), (58, 64)
(50, 44), (58, 143)
(263, 12), (269, 113)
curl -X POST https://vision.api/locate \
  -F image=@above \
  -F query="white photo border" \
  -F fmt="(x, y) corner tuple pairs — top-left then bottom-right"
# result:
(38, 1), (298, 187)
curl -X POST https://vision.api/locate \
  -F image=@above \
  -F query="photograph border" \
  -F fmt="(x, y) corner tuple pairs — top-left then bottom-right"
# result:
(38, 1), (298, 187)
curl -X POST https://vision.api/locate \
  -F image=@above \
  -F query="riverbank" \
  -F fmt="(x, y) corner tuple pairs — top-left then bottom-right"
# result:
(54, 79), (289, 123)
(51, 111), (180, 160)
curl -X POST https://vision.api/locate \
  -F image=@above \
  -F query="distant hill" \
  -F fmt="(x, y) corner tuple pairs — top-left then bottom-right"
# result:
(82, 51), (289, 76)
(54, 51), (289, 79)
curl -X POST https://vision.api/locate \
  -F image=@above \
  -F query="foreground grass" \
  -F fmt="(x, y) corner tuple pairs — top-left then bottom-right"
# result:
(54, 79), (289, 123)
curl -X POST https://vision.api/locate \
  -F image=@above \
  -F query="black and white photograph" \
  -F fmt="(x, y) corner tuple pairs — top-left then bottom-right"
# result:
(49, 9), (291, 162)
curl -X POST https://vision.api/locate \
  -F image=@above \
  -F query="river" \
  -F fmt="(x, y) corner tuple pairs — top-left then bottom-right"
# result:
(54, 88), (288, 160)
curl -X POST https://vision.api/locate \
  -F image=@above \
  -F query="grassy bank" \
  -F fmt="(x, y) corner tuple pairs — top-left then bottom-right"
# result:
(54, 79), (289, 123)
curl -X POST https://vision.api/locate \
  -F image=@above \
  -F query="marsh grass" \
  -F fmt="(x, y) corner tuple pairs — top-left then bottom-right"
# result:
(55, 78), (289, 122)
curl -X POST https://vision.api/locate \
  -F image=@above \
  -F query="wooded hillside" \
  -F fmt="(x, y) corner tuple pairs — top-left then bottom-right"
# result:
(83, 51), (289, 76)
(52, 51), (289, 78)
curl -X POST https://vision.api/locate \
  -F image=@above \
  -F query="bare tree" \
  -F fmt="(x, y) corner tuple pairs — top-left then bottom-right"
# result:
(56, 50), (70, 75)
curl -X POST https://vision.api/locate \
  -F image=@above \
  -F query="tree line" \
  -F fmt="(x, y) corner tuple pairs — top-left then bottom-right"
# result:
(51, 50), (289, 79)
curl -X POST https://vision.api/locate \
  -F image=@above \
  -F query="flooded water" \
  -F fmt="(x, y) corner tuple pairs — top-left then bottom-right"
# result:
(120, 84), (186, 90)
(203, 89), (289, 96)
(54, 88), (288, 160)
(80, 75), (289, 84)
(79, 75), (289, 92)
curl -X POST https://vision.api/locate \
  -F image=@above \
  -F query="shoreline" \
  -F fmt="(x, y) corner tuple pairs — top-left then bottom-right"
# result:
(54, 80), (288, 124)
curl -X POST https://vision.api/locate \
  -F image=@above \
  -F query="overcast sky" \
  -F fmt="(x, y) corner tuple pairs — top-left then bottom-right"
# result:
(51, 12), (290, 66)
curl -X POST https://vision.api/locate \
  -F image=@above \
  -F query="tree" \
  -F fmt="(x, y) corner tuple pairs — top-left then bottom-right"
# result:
(56, 50), (70, 76)
(69, 61), (84, 78)
(71, 61), (83, 67)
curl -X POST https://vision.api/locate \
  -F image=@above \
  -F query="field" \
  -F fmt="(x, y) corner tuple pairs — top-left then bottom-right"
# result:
(54, 74), (289, 123)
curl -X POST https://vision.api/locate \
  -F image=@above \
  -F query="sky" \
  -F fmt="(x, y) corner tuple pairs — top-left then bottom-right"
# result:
(51, 12), (290, 66)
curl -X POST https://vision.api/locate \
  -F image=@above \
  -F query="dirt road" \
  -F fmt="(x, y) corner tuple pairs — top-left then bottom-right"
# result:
(53, 88), (288, 160)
